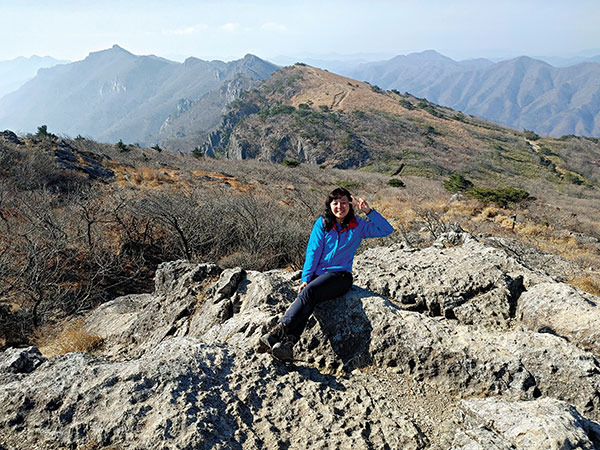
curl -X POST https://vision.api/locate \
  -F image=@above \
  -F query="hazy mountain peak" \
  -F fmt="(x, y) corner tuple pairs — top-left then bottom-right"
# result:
(86, 45), (135, 61)
(110, 44), (129, 53)
(508, 55), (552, 66)
(242, 54), (261, 62)
(411, 49), (453, 60)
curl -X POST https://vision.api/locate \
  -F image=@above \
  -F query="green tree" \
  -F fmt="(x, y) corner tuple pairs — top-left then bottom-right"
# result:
(465, 186), (530, 207)
(35, 125), (56, 139)
(116, 140), (129, 152)
(443, 174), (474, 193)
(192, 147), (203, 158)
(387, 178), (405, 188)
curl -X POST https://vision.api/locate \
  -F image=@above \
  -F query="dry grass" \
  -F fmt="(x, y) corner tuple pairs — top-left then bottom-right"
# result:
(568, 275), (600, 296)
(381, 189), (600, 273)
(34, 318), (103, 357)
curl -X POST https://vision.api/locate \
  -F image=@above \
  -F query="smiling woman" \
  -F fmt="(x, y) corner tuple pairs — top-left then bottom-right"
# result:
(258, 187), (394, 361)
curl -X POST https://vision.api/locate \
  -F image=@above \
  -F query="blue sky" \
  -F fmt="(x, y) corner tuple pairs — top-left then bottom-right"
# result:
(1, 0), (598, 62)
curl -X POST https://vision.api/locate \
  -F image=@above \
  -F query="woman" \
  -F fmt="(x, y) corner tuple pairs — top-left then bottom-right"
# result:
(260, 187), (394, 361)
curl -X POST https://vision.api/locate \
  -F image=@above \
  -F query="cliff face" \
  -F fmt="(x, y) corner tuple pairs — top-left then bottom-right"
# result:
(1, 233), (600, 449)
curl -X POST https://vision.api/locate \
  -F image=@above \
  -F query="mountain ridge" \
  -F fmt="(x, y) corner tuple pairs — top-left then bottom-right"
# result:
(348, 52), (600, 137)
(199, 64), (600, 190)
(0, 46), (278, 144)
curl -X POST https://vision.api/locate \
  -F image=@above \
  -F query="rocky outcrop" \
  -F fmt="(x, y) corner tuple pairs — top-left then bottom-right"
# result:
(55, 140), (115, 182)
(518, 282), (600, 355)
(453, 398), (600, 449)
(1, 232), (599, 448)
(1, 130), (23, 145)
(352, 234), (544, 324)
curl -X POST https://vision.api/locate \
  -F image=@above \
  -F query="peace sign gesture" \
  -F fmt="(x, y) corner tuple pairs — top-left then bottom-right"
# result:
(352, 196), (372, 214)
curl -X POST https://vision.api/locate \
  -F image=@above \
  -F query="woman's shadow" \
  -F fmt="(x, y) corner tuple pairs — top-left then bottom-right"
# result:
(303, 285), (396, 373)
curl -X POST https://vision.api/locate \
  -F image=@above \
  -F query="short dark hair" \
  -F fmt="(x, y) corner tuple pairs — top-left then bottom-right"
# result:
(323, 187), (355, 231)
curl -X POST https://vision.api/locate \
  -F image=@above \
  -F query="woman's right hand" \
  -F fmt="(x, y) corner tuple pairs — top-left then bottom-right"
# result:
(297, 282), (307, 294)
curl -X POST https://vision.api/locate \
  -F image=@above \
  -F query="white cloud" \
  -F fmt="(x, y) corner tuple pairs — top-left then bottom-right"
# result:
(163, 24), (208, 36)
(219, 23), (240, 32)
(260, 22), (287, 32)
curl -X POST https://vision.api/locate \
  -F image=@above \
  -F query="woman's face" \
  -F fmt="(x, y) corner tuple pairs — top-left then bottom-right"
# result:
(330, 195), (351, 222)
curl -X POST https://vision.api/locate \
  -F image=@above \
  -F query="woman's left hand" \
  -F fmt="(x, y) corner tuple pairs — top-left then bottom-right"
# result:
(297, 281), (307, 294)
(352, 196), (372, 214)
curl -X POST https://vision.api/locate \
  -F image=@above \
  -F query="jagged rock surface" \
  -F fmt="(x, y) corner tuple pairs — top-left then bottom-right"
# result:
(1, 232), (600, 448)
(453, 397), (600, 449)
(1, 130), (23, 145)
(518, 282), (600, 355)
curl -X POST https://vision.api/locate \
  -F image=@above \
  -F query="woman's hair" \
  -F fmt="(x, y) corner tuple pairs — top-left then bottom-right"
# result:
(323, 187), (355, 231)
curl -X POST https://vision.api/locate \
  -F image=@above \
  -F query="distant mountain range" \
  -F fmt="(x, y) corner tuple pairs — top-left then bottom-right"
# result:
(0, 45), (278, 144)
(1, 47), (599, 142)
(345, 50), (600, 137)
(0, 55), (69, 98)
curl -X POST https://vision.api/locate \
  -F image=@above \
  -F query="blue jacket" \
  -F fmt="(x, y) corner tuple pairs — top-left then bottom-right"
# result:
(301, 209), (394, 282)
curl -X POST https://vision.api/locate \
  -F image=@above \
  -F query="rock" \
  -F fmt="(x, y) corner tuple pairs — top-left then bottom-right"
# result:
(481, 235), (582, 282)
(0, 338), (427, 449)
(154, 260), (221, 297)
(431, 229), (466, 248)
(54, 140), (116, 181)
(9, 233), (600, 447)
(1, 130), (23, 145)
(295, 288), (600, 419)
(209, 267), (245, 301)
(353, 234), (538, 323)
(518, 282), (600, 355)
(0, 347), (45, 381)
(452, 282), (518, 328)
(83, 293), (155, 357)
(453, 397), (600, 449)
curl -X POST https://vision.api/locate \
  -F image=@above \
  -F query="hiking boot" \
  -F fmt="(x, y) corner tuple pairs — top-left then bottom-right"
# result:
(272, 340), (294, 362)
(258, 322), (287, 352)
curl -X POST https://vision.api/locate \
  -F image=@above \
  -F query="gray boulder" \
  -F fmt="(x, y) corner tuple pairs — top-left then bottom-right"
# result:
(453, 397), (600, 449)
(0, 347), (45, 383)
(518, 282), (600, 355)
(353, 235), (541, 324)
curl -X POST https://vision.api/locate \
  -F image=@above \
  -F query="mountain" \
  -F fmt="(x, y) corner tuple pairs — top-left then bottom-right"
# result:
(347, 51), (600, 137)
(155, 73), (263, 152)
(0, 46), (278, 144)
(536, 54), (600, 67)
(0, 55), (69, 98)
(201, 64), (600, 188)
(347, 50), (494, 93)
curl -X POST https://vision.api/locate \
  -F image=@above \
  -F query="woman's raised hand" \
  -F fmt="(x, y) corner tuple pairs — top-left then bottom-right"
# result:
(352, 196), (372, 214)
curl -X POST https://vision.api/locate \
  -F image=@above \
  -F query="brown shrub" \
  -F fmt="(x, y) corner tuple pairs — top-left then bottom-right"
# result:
(34, 318), (103, 357)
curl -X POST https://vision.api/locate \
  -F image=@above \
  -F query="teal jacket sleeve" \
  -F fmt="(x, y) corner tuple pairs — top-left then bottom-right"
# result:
(361, 209), (394, 238)
(301, 218), (325, 283)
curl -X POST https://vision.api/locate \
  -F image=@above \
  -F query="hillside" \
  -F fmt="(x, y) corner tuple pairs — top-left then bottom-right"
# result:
(0, 46), (278, 145)
(1, 125), (599, 346)
(202, 64), (600, 190)
(348, 51), (600, 137)
(155, 74), (262, 153)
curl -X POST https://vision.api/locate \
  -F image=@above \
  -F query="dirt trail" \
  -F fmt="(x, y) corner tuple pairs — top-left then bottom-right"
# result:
(331, 89), (349, 109)
(526, 139), (568, 178)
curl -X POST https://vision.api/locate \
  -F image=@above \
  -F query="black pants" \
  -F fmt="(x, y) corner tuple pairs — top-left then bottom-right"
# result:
(281, 271), (353, 339)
